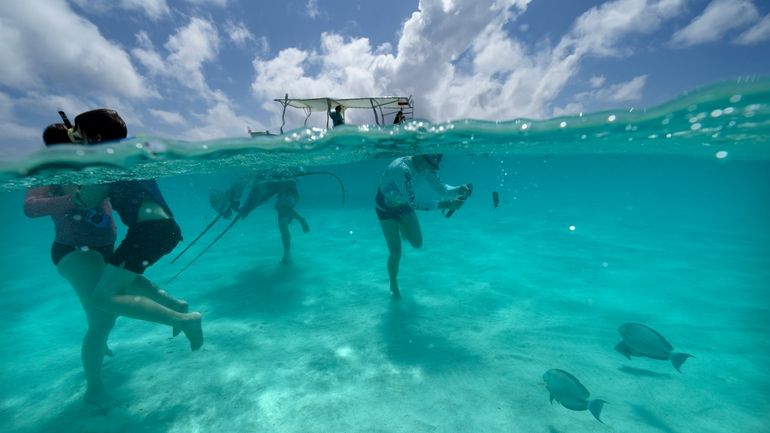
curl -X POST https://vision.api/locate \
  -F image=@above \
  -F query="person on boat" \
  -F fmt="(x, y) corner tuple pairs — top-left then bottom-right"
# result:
(375, 154), (471, 298)
(393, 109), (405, 125)
(329, 104), (345, 127)
(210, 168), (310, 264)
(66, 109), (203, 353)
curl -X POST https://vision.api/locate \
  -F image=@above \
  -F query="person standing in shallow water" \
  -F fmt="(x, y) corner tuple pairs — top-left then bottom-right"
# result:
(65, 109), (203, 355)
(24, 123), (119, 409)
(210, 169), (310, 264)
(375, 154), (471, 298)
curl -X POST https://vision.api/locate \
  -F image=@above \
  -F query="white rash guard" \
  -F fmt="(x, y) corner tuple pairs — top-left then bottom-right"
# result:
(377, 156), (458, 211)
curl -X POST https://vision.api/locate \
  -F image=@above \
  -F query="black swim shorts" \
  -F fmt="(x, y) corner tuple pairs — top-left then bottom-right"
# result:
(110, 218), (183, 274)
(51, 242), (113, 266)
(375, 189), (414, 221)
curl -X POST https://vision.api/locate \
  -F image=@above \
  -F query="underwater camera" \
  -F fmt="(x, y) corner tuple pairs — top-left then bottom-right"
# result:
(444, 183), (473, 218)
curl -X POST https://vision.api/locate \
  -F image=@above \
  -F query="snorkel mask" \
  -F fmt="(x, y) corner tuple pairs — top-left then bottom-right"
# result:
(56, 109), (128, 144)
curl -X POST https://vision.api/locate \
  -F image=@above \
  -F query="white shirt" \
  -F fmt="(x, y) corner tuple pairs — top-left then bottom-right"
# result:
(378, 156), (457, 210)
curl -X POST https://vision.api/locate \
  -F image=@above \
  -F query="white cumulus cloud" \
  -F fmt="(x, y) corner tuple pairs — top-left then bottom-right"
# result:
(671, 0), (759, 47)
(0, 0), (152, 99)
(734, 14), (770, 45)
(250, 0), (685, 124)
(225, 21), (254, 46)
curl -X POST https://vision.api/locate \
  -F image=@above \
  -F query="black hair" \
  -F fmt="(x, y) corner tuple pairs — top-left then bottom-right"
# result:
(74, 109), (128, 143)
(42, 123), (71, 146)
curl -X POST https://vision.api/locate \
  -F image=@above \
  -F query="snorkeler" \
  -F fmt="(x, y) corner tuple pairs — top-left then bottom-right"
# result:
(375, 154), (471, 298)
(67, 109), (203, 352)
(24, 122), (119, 409)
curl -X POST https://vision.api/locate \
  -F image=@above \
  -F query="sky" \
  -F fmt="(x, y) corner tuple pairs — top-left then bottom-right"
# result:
(1, 0), (769, 158)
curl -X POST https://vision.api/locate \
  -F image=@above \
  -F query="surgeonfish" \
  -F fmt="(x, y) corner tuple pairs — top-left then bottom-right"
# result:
(543, 369), (607, 423)
(615, 322), (693, 372)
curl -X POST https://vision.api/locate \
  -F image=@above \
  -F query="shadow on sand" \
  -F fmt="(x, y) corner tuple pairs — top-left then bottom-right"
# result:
(630, 403), (681, 433)
(207, 263), (305, 318)
(378, 299), (482, 374)
(618, 365), (673, 379)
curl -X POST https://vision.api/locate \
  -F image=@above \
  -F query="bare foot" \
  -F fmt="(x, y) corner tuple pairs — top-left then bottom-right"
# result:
(172, 300), (189, 337)
(179, 312), (203, 351)
(280, 255), (292, 265)
(299, 218), (310, 233)
(84, 388), (123, 412)
(390, 286), (401, 300)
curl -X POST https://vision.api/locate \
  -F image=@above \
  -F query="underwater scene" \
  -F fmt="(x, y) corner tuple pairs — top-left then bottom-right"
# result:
(0, 79), (769, 433)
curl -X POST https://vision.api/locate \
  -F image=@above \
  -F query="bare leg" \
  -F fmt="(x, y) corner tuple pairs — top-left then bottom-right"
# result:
(92, 264), (203, 350)
(278, 218), (292, 265)
(56, 250), (119, 409)
(379, 219), (402, 298)
(126, 275), (188, 336)
(127, 275), (188, 313)
(379, 213), (422, 299)
(291, 209), (310, 233)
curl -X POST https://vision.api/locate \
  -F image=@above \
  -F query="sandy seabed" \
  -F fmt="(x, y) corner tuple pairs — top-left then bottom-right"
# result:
(1, 178), (768, 433)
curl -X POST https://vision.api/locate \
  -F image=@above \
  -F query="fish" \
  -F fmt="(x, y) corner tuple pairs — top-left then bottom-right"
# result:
(615, 322), (693, 372)
(543, 369), (606, 423)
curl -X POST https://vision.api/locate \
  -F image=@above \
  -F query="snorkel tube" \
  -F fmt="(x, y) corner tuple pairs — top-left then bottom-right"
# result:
(58, 110), (73, 129)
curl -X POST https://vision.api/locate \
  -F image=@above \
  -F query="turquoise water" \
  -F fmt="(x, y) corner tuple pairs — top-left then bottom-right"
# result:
(0, 80), (768, 432)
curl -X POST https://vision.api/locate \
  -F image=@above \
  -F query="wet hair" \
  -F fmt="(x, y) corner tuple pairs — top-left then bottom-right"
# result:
(42, 123), (71, 146)
(74, 109), (128, 143)
(335, 105), (342, 112)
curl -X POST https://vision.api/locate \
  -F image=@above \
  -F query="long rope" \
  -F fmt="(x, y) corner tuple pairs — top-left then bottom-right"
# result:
(296, 171), (346, 204)
(170, 213), (222, 264)
(166, 215), (241, 284)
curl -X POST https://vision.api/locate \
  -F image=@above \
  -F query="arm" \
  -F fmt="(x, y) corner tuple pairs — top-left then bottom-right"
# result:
(23, 186), (76, 218)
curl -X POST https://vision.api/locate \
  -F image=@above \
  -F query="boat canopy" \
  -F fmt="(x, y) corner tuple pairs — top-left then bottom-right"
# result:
(273, 95), (413, 134)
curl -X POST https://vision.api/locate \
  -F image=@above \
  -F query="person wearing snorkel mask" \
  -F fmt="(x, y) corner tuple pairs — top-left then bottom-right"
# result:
(25, 110), (202, 409)
(375, 154), (471, 298)
(66, 109), (203, 353)
(23, 122), (119, 409)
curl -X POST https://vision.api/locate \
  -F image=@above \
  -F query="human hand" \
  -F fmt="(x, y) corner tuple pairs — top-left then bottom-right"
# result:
(456, 183), (473, 199)
(446, 198), (466, 211)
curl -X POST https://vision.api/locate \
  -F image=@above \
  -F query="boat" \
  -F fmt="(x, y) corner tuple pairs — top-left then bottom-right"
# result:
(269, 95), (414, 134)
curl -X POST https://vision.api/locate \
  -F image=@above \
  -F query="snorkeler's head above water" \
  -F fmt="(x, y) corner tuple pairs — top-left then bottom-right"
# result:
(73, 109), (127, 144)
(49, 108), (128, 145)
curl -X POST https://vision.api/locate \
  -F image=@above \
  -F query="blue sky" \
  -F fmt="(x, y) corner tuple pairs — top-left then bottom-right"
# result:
(1, 0), (769, 158)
